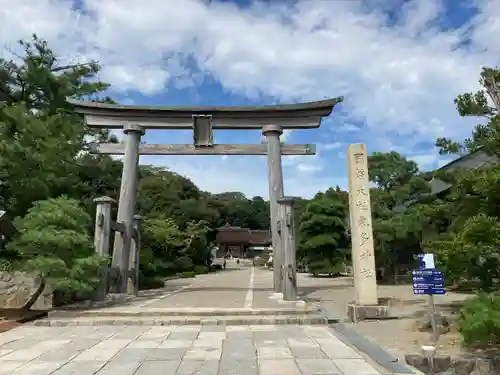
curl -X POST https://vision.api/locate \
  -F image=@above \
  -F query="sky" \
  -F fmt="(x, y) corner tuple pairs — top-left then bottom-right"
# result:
(1, 0), (499, 199)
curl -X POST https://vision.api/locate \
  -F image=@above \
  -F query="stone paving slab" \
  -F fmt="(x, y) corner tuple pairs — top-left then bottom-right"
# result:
(0, 325), (382, 375)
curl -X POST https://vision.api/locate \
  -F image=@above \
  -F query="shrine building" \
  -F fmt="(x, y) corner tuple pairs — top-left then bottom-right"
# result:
(215, 224), (271, 258)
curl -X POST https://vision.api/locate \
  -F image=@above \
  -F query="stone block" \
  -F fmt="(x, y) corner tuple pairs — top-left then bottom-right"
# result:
(257, 346), (293, 359)
(347, 302), (390, 322)
(51, 360), (107, 375)
(289, 346), (328, 359)
(146, 348), (186, 361)
(219, 358), (258, 375)
(167, 331), (199, 340)
(332, 358), (380, 375)
(0, 271), (53, 309)
(200, 325), (226, 333)
(405, 354), (452, 374)
(296, 358), (342, 375)
(134, 360), (181, 375)
(416, 312), (452, 334)
(176, 359), (219, 375)
(258, 359), (302, 375)
(6, 360), (64, 375)
(405, 354), (500, 375)
(315, 339), (362, 359)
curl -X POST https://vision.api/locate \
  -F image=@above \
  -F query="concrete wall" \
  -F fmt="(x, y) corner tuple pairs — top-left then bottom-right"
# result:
(0, 272), (53, 310)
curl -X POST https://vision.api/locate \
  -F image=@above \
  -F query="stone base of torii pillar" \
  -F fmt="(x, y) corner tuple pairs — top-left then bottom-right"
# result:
(346, 144), (390, 323)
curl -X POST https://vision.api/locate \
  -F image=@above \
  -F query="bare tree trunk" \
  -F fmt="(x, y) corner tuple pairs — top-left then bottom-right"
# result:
(483, 73), (500, 111)
(20, 276), (45, 310)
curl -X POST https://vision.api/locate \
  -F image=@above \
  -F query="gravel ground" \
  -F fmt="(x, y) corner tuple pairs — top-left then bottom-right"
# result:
(295, 273), (474, 357)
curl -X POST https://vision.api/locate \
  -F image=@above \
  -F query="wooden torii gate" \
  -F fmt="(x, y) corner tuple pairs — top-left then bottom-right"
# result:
(69, 98), (341, 299)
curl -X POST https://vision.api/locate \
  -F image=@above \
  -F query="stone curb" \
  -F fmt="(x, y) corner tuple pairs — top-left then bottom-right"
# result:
(48, 306), (320, 318)
(405, 353), (500, 375)
(32, 315), (329, 327)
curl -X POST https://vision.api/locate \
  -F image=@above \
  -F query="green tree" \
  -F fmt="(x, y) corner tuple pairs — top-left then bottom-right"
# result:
(140, 214), (212, 287)
(0, 35), (112, 217)
(368, 152), (419, 191)
(429, 67), (500, 285)
(4, 196), (106, 309)
(436, 67), (500, 156)
(367, 152), (431, 281)
(298, 195), (349, 276)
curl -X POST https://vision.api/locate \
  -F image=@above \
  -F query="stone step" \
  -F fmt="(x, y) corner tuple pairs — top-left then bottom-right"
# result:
(48, 306), (320, 318)
(33, 314), (328, 327)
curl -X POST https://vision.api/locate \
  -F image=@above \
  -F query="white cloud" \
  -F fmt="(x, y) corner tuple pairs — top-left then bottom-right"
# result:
(322, 142), (343, 150)
(1, 0), (498, 197)
(338, 123), (361, 133)
(297, 163), (323, 174)
(408, 153), (439, 171)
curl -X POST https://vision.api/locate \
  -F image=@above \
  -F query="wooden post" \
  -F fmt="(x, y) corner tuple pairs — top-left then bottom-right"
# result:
(127, 214), (143, 295)
(93, 196), (115, 300)
(262, 124), (285, 295)
(277, 197), (298, 301)
(111, 124), (145, 293)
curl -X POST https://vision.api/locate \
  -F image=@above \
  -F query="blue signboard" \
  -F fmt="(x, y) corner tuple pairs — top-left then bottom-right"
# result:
(412, 259), (446, 295)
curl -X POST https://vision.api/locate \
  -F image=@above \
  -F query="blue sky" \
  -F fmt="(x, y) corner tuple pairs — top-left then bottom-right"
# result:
(1, 0), (499, 198)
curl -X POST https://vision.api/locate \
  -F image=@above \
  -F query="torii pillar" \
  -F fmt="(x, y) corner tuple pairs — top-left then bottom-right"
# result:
(111, 124), (145, 294)
(262, 125), (285, 295)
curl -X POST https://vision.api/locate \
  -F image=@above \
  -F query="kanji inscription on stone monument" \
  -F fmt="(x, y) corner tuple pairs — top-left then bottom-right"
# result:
(347, 143), (378, 306)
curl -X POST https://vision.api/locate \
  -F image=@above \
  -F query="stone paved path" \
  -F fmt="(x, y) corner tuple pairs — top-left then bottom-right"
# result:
(0, 324), (382, 375)
(142, 267), (284, 309)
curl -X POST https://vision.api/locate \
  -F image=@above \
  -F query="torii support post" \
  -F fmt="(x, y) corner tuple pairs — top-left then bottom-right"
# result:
(93, 196), (115, 300)
(277, 196), (298, 301)
(69, 97), (342, 295)
(111, 124), (145, 294)
(127, 214), (143, 296)
(262, 125), (285, 295)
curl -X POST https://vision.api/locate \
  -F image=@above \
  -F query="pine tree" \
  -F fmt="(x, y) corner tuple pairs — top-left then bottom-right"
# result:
(298, 195), (349, 276)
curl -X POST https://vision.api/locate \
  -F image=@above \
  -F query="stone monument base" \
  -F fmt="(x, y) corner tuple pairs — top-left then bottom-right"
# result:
(347, 301), (390, 323)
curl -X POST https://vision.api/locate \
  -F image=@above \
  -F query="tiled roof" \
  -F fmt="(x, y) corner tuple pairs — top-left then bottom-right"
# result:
(215, 226), (271, 245)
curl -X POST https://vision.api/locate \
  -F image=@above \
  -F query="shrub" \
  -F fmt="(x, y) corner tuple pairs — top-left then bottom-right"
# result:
(253, 257), (267, 267)
(6, 196), (107, 304)
(430, 215), (500, 290)
(212, 264), (223, 271)
(140, 276), (166, 290)
(457, 293), (500, 347)
(308, 260), (343, 277)
(194, 265), (209, 274)
(182, 271), (196, 278)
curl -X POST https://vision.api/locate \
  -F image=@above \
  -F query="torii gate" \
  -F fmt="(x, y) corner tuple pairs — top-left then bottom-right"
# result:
(69, 98), (341, 299)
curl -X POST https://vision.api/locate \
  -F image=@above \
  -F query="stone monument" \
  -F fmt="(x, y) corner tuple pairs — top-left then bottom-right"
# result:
(346, 144), (389, 322)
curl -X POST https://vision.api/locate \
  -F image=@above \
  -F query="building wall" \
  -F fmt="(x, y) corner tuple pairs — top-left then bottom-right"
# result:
(216, 244), (245, 258)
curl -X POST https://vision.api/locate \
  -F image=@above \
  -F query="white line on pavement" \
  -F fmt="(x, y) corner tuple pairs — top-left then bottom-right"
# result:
(244, 266), (255, 308)
(138, 284), (191, 307)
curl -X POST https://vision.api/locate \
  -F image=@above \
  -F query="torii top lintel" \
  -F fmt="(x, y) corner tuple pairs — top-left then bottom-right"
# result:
(67, 97), (342, 130)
